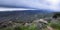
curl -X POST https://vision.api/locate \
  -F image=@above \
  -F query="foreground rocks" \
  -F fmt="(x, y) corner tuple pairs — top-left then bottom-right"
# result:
(0, 19), (49, 30)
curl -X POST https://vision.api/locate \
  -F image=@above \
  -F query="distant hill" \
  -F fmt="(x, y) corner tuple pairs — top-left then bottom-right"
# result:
(0, 10), (53, 23)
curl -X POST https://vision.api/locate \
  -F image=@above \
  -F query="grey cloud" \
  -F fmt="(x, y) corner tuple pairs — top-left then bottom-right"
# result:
(0, 0), (60, 11)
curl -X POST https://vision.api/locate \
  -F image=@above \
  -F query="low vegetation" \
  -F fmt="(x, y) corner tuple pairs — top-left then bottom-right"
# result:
(0, 23), (38, 30)
(48, 21), (60, 30)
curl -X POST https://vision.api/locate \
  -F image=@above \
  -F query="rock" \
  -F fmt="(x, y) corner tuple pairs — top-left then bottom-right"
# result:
(33, 19), (48, 30)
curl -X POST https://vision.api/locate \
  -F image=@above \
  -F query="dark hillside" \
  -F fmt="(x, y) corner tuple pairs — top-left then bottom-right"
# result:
(0, 10), (53, 23)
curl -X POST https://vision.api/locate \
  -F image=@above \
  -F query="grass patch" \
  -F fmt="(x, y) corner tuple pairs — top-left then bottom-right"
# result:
(49, 22), (60, 30)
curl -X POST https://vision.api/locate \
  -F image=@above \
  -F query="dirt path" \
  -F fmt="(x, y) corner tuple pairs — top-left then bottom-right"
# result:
(47, 26), (54, 30)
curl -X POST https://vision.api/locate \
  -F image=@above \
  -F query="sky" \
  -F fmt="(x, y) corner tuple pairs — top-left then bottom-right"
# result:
(0, 0), (60, 12)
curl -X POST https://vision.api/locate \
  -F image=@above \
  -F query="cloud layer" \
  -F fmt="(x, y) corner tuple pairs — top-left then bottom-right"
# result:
(0, 0), (60, 11)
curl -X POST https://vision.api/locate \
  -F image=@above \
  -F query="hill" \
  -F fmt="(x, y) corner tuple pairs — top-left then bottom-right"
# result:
(0, 10), (53, 23)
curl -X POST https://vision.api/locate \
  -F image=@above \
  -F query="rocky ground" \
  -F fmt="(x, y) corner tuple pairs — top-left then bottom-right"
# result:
(0, 18), (60, 30)
(0, 18), (49, 30)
